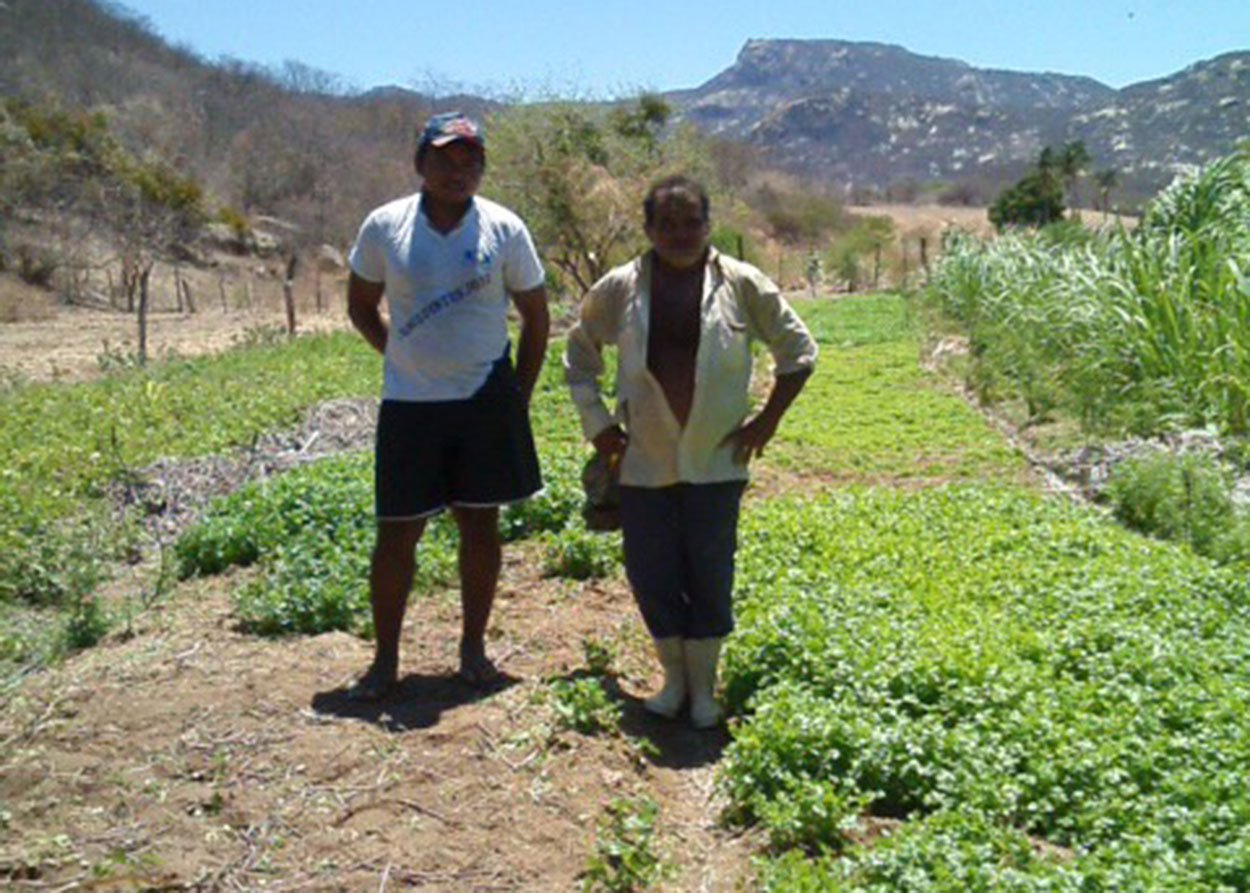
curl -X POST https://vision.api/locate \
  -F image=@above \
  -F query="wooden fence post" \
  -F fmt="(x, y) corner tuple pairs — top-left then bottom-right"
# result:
(137, 265), (151, 366)
(283, 253), (298, 335)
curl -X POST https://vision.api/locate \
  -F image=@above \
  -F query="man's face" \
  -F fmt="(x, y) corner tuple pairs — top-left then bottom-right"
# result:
(418, 141), (485, 205)
(645, 189), (709, 270)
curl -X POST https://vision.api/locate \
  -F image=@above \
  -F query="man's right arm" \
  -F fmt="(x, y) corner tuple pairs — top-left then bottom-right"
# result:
(346, 272), (387, 355)
(564, 279), (623, 454)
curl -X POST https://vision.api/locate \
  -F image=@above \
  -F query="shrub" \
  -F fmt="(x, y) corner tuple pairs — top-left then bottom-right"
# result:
(15, 243), (57, 287)
(541, 527), (621, 580)
(989, 170), (1065, 230)
(63, 592), (110, 650)
(216, 204), (251, 242)
(548, 676), (622, 736)
(1106, 451), (1237, 556)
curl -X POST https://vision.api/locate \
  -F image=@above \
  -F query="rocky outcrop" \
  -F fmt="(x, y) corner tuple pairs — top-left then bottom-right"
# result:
(670, 40), (1250, 198)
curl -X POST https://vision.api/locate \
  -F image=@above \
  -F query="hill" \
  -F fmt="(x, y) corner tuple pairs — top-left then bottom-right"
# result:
(671, 39), (1250, 203)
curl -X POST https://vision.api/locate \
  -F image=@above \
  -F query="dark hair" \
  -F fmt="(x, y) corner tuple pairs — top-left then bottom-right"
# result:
(643, 175), (710, 226)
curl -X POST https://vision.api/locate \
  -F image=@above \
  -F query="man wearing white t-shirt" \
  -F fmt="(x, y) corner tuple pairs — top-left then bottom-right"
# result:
(346, 111), (549, 700)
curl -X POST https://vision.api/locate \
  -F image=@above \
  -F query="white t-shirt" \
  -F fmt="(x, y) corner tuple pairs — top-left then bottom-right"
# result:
(349, 194), (545, 401)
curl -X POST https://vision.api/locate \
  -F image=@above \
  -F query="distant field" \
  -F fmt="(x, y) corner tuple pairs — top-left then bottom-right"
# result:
(850, 203), (995, 239)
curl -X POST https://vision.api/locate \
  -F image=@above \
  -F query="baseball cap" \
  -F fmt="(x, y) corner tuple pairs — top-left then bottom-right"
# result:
(418, 111), (485, 152)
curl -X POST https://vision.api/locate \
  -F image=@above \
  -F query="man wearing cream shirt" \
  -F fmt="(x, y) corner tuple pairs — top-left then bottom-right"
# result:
(564, 175), (816, 728)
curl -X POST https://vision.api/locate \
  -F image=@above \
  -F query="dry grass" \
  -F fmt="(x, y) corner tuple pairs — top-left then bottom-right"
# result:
(0, 274), (59, 325)
(0, 264), (354, 382)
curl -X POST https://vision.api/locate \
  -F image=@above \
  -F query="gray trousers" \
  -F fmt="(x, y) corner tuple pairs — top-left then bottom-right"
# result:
(618, 480), (746, 640)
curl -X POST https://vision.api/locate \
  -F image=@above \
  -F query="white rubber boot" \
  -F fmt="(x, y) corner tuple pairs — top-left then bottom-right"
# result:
(684, 637), (724, 729)
(643, 637), (687, 718)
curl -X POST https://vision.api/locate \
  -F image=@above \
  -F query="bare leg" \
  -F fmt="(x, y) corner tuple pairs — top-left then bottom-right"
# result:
(354, 518), (425, 697)
(451, 505), (501, 679)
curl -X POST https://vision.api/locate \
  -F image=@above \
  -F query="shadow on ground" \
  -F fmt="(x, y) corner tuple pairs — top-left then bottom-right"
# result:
(310, 671), (520, 732)
(604, 675), (729, 770)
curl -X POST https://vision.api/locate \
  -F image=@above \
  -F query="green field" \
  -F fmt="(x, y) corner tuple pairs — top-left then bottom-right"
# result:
(3, 292), (1248, 889)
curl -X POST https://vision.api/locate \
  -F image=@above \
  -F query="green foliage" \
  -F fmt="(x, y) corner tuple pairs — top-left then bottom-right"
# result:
(233, 539), (373, 637)
(486, 95), (714, 296)
(0, 501), (112, 607)
(1142, 145), (1250, 241)
(119, 156), (204, 222)
(176, 452), (458, 636)
(175, 337), (599, 636)
(709, 223), (745, 259)
(2, 97), (205, 229)
(4, 98), (115, 180)
(926, 146), (1250, 437)
(609, 93), (670, 155)
(548, 676), (622, 735)
(582, 635), (616, 676)
(754, 781), (868, 855)
(758, 810), (1073, 891)
(63, 592), (110, 651)
(826, 215), (896, 291)
(216, 204), (251, 240)
(541, 527), (622, 580)
(0, 332), (378, 624)
(1106, 451), (1241, 558)
(498, 450), (582, 541)
(766, 296), (1025, 483)
(989, 169), (1065, 230)
(582, 797), (670, 892)
(718, 486), (1250, 888)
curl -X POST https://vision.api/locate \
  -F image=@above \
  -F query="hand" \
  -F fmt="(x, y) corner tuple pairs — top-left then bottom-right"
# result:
(721, 414), (779, 464)
(592, 425), (628, 460)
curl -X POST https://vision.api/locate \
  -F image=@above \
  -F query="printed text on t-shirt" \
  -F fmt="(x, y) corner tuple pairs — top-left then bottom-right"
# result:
(397, 270), (493, 338)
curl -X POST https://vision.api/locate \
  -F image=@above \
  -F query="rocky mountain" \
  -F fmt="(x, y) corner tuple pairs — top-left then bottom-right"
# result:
(1071, 53), (1250, 184)
(672, 39), (1250, 200)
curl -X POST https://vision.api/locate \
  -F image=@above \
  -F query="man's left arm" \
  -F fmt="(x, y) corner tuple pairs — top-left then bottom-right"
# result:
(726, 368), (812, 463)
(724, 275), (818, 463)
(510, 285), (549, 404)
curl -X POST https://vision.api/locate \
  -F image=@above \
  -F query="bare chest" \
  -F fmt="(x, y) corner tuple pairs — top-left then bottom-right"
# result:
(647, 279), (702, 360)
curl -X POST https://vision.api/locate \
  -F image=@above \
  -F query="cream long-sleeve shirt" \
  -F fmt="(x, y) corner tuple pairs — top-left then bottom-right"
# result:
(564, 248), (817, 488)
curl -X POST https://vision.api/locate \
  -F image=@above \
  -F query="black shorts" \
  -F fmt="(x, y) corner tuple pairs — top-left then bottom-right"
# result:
(374, 349), (542, 520)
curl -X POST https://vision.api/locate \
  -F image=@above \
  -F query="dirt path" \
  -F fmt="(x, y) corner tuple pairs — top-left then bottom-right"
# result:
(0, 537), (760, 890)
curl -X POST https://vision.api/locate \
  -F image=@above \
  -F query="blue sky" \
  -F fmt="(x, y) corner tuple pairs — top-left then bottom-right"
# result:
(118, 0), (1249, 97)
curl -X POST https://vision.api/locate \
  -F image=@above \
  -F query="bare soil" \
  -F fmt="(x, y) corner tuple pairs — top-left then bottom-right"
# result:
(0, 263), (353, 384)
(1, 543), (764, 890)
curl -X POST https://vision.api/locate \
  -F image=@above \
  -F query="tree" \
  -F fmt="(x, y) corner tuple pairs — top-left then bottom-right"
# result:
(485, 96), (713, 297)
(1094, 168), (1120, 217)
(1058, 140), (1090, 214)
(989, 148), (1067, 231)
